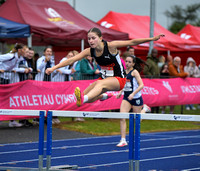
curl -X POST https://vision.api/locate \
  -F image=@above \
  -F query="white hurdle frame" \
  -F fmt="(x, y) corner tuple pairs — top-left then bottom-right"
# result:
(0, 109), (46, 171)
(47, 111), (200, 171)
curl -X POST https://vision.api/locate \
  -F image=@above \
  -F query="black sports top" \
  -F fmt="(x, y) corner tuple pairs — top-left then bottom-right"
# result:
(90, 40), (126, 79)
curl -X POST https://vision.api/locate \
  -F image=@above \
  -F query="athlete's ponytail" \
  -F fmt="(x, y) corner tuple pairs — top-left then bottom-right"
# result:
(11, 43), (25, 53)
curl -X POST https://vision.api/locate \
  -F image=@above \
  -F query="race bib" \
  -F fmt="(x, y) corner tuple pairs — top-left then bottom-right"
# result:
(123, 79), (132, 91)
(100, 66), (114, 78)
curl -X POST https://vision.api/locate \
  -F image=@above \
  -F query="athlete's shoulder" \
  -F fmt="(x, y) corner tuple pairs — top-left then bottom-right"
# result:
(132, 69), (139, 76)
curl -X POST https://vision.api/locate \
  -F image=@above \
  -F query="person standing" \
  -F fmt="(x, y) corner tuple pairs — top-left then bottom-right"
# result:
(184, 57), (200, 110)
(35, 47), (55, 81)
(143, 48), (160, 113)
(80, 55), (100, 80)
(0, 43), (27, 127)
(52, 51), (76, 82)
(168, 55), (189, 114)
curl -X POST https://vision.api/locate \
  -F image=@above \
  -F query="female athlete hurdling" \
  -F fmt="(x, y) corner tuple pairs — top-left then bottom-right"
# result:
(46, 27), (165, 107)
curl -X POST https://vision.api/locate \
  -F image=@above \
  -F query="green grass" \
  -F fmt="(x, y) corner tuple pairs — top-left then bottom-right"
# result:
(54, 105), (200, 136)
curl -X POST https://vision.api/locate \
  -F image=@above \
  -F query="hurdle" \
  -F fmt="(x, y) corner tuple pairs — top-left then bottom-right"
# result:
(46, 110), (135, 171)
(0, 109), (45, 171)
(46, 111), (200, 171)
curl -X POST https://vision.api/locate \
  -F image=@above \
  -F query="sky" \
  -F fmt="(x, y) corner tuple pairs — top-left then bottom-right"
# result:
(59, 0), (200, 29)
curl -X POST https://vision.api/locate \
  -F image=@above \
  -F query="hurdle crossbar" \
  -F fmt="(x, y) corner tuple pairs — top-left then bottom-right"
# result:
(0, 109), (43, 116)
(49, 110), (130, 119)
(47, 111), (200, 171)
(140, 113), (200, 122)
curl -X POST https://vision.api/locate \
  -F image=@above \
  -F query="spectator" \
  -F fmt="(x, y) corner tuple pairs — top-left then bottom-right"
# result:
(143, 48), (160, 113)
(143, 48), (160, 77)
(127, 46), (135, 56)
(184, 57), (200, 110)
(72, 50), (81, 80)
(158, 55), (166, 71)
(168, 56), (188, 78)
(160, 63), (173, 114)
(35, 47), (55, 81)
(168, 55), (189, 114)
(52, 51), (76, 82)
(33, 53), (39, 74)
(35, 47), (60, 124)
(160, 63), (169, 78)
(25, 47), (35, 79)
(16, 47), (33, 82)
(18, 47), (35, 127)
(80, 55), (100, 80)
(117, 49), (126, 70)
(0, 43), (27, 127)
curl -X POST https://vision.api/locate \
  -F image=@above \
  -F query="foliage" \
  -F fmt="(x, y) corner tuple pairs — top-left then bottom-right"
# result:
(165, 3), (200, 33)
(54, 105), (200, 136)
(0, 0), (6, 6)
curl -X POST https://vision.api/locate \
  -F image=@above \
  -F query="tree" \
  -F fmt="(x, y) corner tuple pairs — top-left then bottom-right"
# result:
(165, 3), (200, 33)
(0, 0), (6, 5)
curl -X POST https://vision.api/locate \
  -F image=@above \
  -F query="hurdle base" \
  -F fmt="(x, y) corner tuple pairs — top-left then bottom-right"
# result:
(0, 167), (45, 171)
(0, 165), (78, 171)
(50, 164), (78, 170)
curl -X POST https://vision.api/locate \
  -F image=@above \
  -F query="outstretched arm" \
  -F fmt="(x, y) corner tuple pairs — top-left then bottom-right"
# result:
(46, 48), (90, 75)
(110, 34), (165, 48)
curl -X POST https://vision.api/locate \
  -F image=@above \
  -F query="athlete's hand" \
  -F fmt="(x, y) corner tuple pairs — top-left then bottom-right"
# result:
(128, 94), (134, 101)
(153, 34), (165, 41)
(45, 68), (54, 75)
(116, 91), (122, 99)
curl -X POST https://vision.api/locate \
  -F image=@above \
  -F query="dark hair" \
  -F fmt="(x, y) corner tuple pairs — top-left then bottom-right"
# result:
(28, 47), (34, 51)
(11, 43), (26, 53)
(126, 46), (134, 51)
(128, 55), (147, 73)
(88, 27), (102, 37)
(43, 47), (52, 52)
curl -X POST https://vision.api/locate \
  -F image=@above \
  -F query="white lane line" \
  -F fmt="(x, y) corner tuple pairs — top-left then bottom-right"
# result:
(0, 135), (200, 155)
(79, 153), (200, 169)
(1, 130), (199, 146)
(182, 167), (200, 171)
(1, 143), (200, 165)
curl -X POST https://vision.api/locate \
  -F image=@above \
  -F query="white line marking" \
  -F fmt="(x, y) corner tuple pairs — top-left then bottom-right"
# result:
(0, 135), (200, 155)
(182, 167), (200, 171)
(79, 153), (200, 169)
(1, 130), (199, 146)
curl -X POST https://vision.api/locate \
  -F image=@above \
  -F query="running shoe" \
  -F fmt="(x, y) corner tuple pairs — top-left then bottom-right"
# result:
(116, 140), (128, 147)
(100, 92), (113, 101)
(75, 87), (83, 107)
(142, 104), (151, 113)
(8, 121), (23, 128)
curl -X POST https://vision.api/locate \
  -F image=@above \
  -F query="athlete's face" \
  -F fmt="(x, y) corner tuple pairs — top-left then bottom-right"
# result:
(125, 57), (135, 69)
(88, 32), (102, 48)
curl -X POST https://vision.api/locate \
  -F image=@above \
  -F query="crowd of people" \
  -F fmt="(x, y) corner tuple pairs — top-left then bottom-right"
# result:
(0, 28), (199, 149)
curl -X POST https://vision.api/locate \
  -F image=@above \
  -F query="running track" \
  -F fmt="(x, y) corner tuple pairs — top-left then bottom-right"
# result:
(0, 130), (200, 171)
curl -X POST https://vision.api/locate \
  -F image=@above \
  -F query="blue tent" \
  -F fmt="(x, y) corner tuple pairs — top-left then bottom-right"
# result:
(0, 17), (30, 38)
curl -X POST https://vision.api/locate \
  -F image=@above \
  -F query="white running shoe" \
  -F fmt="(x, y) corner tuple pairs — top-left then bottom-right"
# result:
(186, 107), (190, 111)
(116, 140), (128, 147)
(9, 121), (23, 128)
(52, 118), (61, 124)
(143, 104), (151, 113)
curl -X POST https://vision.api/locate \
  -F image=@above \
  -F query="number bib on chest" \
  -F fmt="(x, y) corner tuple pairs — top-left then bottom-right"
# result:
(123, 79), (132, 91)
(100, 66), (114, 78)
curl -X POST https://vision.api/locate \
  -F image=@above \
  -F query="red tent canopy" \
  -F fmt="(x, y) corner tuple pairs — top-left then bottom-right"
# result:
(0, 0), (128, 46)
(97, 11), (200, 52)
(177, 24), (200, 44)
